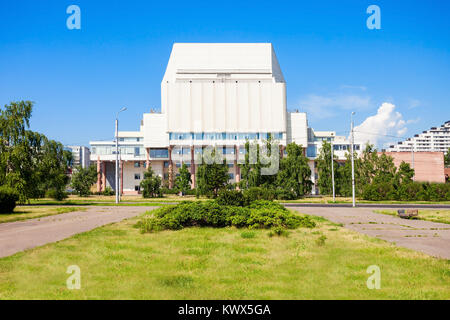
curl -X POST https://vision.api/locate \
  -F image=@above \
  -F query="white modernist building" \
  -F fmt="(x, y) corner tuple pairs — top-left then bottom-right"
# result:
(387, 121), (450, 153)
(90, 43), (354, 195)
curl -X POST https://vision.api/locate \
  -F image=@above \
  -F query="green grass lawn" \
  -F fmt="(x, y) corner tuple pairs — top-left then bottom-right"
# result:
(375, 209), (450, 224)
(0, 211), (448, 299)
(0, 206), (86, 224)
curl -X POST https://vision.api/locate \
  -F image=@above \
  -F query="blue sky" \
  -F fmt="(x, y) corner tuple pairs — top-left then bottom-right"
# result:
(1, 0), (449, 148)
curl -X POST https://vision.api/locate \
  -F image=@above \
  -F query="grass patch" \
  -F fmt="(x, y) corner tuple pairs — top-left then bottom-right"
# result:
(0, 206), (87, 224)
(375, 210), (450, 224)
(0, 210), (449, 299)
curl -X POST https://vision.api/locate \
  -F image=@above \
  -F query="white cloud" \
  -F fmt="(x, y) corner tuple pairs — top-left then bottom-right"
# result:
(353, 102), (408, 148)
(299, 93), (371, 119)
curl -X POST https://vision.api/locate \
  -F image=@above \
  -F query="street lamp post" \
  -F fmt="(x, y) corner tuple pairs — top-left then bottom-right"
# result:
(115, 107), (127, 204)
(331, 141), (335, 203)
(350, 112), (356, 208)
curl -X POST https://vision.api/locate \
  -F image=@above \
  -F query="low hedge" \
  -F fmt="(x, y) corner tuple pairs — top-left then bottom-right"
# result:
(136, 200), (315, 233)
(362, 182), (450, 201)
(0, 186), (19, 214)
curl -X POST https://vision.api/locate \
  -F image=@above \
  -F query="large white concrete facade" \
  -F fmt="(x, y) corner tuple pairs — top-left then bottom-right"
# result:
(90, 43), (309, 194)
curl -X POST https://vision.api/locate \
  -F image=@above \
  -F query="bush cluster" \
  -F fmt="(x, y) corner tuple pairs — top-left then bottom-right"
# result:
(45, 189), (68, 201)
(136, 200), (315, 233)
(362, 182), (450, 201)
(0, 186), (19, 214)
(216, 187), (297, 206)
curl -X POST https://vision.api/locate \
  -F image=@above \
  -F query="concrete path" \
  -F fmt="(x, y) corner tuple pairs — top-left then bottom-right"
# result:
(0, 206), (156, 258)
(290, 206), (450, 259)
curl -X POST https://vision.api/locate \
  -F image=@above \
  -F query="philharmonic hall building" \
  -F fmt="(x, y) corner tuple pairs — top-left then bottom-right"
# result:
(90, 43), (355, 194)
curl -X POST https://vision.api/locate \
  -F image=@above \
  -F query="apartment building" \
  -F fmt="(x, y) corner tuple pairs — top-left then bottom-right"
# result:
(66, 145), (91, 169)
(387, 121), (450, 153)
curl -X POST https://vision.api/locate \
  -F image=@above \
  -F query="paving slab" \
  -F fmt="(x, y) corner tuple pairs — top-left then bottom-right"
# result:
(0, 206), (156, 258)
(289, 206), (450, 259)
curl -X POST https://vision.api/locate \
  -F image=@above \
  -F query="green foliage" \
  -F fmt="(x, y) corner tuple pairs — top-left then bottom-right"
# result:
(0, 101), (70, 202)
(242, 187), (276, 202)
(136, 200), (315, 233)
(268, 226), (290, 237)
(140, 167), (162, 198)
(45, 189), (68, 201)
(238, 138), (277, 190)
(102, 186), (115, 196)
(276, 143), (312, 198)
(362, 181), (450, 201)
(445, 148), (450, 167)
(175, 163), (192, 194)
(196, 149), (229, 197)
(70, 165), (97, 196)
(0, 186), (19, 213)
(216, 189), (245, 206)
(316, 141), (338, 195)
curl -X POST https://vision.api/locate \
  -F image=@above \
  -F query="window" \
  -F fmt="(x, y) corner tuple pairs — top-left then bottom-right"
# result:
(228, 173), (234, 180)
(194, 133), (203, 140)
(134, 147), (140, 156)
(164, 161), (169, 168)
(306, 145), (317, 158)
(163, 173), (169, 180)
(150, 148), (169, 158)
(135, 185), (140, 191)
(223, 147), (235, 154)
(134, 173), (141, 180)
(227, 164), (234, 168)
(134, 162), (140, 168)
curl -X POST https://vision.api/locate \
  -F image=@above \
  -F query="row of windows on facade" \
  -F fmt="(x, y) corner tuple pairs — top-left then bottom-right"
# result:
(132, 172), (235, 184)
(306, 144), (361, 158)
(169, 132), (283, 141)
(131, 161), (236, 169)
(92, 145), (279, 157)
(91, 147), (168, 158)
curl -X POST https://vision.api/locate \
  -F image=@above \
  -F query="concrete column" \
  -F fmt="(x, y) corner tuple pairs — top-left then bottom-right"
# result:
(280, 145), (284, 159)
(120, 160), (124, 195)
(168, 146), (174, 189)
(190, 146), (195, 189)
(234, 145), (240, 188)
(146, 148), (150, 170)
(97, 157), (101, 192)
(101, 162), (106, 192)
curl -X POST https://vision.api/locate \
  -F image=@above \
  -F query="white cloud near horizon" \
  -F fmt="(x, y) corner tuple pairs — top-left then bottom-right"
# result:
(353, 102), (409, 148)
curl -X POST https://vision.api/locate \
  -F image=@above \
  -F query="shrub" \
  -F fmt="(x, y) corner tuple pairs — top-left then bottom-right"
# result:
(136, 200), (315, 233)
(243, 187), (276, 204)
(102, 186), (115, 196)
(45, 189), (68, 201)
(161, 187), (178, 195)
(396, 183), (422, 201)
(275, 189), (297, 200)
(362, 182), (395, 201)
(216, 189), (245, 206)
(0, 186), (19, 214)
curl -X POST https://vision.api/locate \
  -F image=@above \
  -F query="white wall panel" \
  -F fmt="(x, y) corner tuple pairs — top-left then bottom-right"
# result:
(165, 82), (286, 133)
